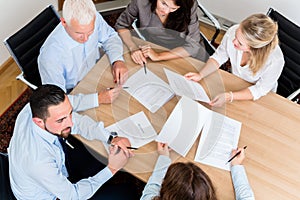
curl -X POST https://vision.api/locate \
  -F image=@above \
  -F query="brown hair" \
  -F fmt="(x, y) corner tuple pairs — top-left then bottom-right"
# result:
(153, 162), (218, 200)
(149, 0), (195, 33)
(240, 13), (279, 74)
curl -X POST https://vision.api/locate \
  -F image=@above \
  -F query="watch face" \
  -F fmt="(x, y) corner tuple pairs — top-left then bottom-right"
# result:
(111, 131), (118, 136)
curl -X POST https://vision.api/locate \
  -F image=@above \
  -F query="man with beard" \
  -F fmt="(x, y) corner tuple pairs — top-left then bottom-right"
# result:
(8, 84), (136, 199)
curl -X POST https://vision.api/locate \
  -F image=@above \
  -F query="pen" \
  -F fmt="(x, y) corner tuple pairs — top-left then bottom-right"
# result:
(65, 140), (74, 149)
(127, 147), (138, 150)
(143, 62), (147, 74)
(107, 86), (129, 90)
(227, 146), (247, 163)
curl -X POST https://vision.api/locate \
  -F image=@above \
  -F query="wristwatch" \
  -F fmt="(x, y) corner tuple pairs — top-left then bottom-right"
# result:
(107, 131), (118, 144)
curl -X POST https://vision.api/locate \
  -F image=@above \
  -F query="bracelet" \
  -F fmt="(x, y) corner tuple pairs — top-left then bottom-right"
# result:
(229, 91), (234, 103)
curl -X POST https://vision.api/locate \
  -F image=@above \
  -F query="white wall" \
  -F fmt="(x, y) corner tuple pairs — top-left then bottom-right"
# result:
(0, 0), (58, 66)
(200, 0), (300, 26)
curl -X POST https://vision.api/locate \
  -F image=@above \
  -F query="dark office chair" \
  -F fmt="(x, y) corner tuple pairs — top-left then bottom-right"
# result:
(3, 5), (60, 89)
(0, 152), (16, 200)
(267, 8), (300, 100)
(196, 0), (220, 55)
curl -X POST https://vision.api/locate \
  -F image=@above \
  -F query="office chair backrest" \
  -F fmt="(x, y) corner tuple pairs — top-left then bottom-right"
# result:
(267, 8), (300, 98)
(4, 5), (60, 87)
(0, 153), (16, 200)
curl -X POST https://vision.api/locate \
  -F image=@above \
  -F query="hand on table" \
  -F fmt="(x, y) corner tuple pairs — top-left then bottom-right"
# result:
(184, 72), (203, 82)
(157, 142), (171, 157)
(98, 85), (122, 104)
(209, 92), (232, 107)
(112, 60), (128, 85)
(111, 136), (134, 158)
(231, 147), (246, 166)
(130, 49), (147, 66)
(108, 144), (129, 174)
(140, 45), (160, 61)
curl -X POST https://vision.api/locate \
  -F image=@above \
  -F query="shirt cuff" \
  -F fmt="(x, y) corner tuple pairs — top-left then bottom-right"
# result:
(92, 93), (99, 107)
(93, 166), (114, 185)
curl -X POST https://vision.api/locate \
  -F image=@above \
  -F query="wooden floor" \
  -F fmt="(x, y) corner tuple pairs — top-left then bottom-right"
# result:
(0, 23), (224, 116)
(0, 58), (28, 116)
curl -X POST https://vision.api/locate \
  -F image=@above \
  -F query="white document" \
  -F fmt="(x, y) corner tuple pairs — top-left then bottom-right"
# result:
(105, 111), (157, 148)
(156, 95), (242, 170)
(125, 68), (174, 113)
(164, 68), (210, 103)
(194, 111), (241, 171)
(156, 96), (211, 157)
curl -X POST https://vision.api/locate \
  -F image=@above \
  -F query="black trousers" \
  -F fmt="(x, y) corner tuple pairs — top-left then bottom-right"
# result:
(62, 135), (145, 200)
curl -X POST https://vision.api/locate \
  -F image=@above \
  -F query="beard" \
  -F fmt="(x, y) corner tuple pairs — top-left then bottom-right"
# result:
(45, 125), (72, 139)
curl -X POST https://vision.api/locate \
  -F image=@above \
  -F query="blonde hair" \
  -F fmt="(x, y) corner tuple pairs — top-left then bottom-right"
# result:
(62, 0), (96, 25)
(240, 14), (278, 74)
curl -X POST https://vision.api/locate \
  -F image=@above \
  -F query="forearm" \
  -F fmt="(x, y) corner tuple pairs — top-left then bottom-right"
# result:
(231, 165), (255, 200)
(102, 34), (124, 64)
(228, 88), (254, 102)
(199, 58), (220, 78)
(156, 47), (190, 60)
(72, 112), (110, 142)
(118, 29), (139, 52)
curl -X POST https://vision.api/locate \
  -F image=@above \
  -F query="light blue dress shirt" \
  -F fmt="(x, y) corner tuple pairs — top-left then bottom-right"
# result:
(141, 155), (255, 200)
(38, 12), (124, 92)
(8, 95), (113, 200)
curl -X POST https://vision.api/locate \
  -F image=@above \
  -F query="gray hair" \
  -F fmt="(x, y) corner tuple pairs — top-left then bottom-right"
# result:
(62, 0), (97, 25)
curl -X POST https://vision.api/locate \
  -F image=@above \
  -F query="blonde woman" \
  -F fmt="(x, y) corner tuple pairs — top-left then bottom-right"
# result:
(185, 14), (284, 107)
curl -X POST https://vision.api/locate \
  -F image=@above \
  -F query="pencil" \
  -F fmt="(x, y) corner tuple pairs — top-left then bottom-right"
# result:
(127, 147), (138, 150)
(227, 146), (247, 163)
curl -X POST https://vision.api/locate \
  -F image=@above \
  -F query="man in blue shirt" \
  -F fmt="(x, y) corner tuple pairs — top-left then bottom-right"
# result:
(8, 84), (136, 199)
(38, 0), (128, 104)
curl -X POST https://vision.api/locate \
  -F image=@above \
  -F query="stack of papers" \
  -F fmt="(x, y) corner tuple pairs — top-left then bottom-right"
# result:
(124, 68), (174, 113)
(156, 96), (210, 156)
(105, 111), (157, 148)
(156, 96), (241, 171)
(109, 67), (241, 171)
(164, 68), (210, 103)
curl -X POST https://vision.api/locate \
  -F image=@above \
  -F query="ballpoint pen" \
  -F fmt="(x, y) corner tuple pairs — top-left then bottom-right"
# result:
(107, 86), (129, 90)
(227, 146), (247, 163)
(127, 147), (138, 150)
(143, 62), (147, 74)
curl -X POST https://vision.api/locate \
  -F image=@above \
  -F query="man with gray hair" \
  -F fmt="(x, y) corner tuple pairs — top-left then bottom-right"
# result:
(38, 0), (128, 103)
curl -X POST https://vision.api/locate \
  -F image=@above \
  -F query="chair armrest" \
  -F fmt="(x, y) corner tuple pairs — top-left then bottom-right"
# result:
(132, 19), (146, 41)
(16, 72), (37, 90)
(287, 88), (300, 101)
(197, 0), (220, 45)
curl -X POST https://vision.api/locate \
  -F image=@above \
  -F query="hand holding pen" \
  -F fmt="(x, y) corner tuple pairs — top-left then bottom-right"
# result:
(98, 85), (122, 104)
(130, 47), (147, 66)
(228, 146), (247, 165)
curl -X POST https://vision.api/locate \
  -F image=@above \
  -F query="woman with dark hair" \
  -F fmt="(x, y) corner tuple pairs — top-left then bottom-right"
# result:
(115, 0), (208, 65)
(141, 143), (255, 200)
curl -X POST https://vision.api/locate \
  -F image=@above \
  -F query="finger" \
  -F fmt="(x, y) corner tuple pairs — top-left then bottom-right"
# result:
(141, 44), (150, 50)
(115, 72), (120, 85)
(112, 69), (117, 83)
(115, 146), (121, 155)
(109, 144), (118, 155)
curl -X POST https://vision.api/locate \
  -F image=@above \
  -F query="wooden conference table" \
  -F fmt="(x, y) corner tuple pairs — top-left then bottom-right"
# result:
(72, 51), (300, 200)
